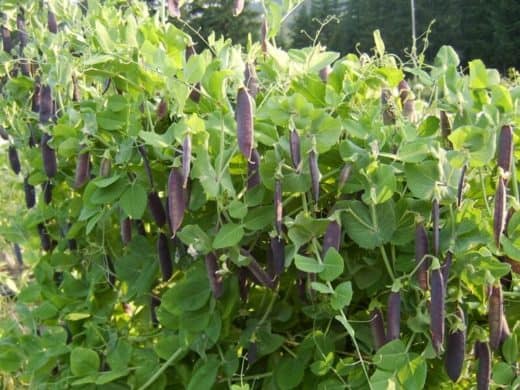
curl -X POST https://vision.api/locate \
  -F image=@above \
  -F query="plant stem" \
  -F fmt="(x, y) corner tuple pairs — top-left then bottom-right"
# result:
(479, 169), (491, 216)
(137, 348), (185, 390)
(379, 245), (396, 281)
(510, 156), (519, 203)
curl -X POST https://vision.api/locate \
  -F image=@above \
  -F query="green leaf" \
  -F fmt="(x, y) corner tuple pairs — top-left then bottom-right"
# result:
(0, 345), (23, 372)
(501, 334), (518, 365)
(492, 362), (515, 386)
(469, 59), (489, 89)
(397, 355), (427, 390)
(373, 340), (407, 371)
(187, 355), (220, 390)
(448, 125), (495, 167)
(404, 161), (440, 199)
(228, 200), (248, 220)
(373, 29), (385, 57)
(70, 348), (100, 377)
(162, 264), (211, 313)
(213, 224), (244, 249)
(274, 357), (305, 389)
(363, 164), (396, 204)
(320, 248), (344, 282)
(330, 282), (353, 310)
(177, 225), (212, 255)
(294, 254), (325, 273)
(311, 282), (333, 294)
(120, 183), (147, 219)
(244, 206), (274, 231)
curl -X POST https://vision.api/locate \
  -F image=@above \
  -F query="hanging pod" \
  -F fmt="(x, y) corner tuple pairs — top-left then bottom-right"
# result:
(74, 149), (90, 188)
(493, 177), (506, 247)
(488, 284), (503, 351)
(386, 291), (401, 341)
(24, 176), (36, 209)
(168, 167), (187, 236)
(415, 221), (429, 290)
(148, 191), (166, 227)
(205, 252), (223, 298)
(430, 268), (445, 354)
(232, 0), (245, 16)
(444, 306), (466, 382)
(309, 150), (320, 203)
(497, 124), (513, 175)
(274, 179), (283, 236)
(289, 129), (301, 170)
(41, 133), (57, 178)
(157, 233), (173, 281)
(247, 148), (261, 189)
(8, 145), (21, 175)
(236, 87), (254, 160)
(370, 308), (386, 350)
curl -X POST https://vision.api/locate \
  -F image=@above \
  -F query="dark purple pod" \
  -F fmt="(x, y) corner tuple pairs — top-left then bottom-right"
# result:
(444, 306), (466, 382)
(185, 44), (196, 61)
(38, 223), (52, 251)
(232, 0), (245, 16)
(398, 80), (415, 120)
(74, 150), (90, 188)
(157, 233), (173, 281)
(8, 145), (21, 175)
(297, 271), (308, 302)
(236, 87), (254, 160)
(168, 0), (180, 17)
(415, 222), (429, 290)
(157, 98), (168, 119)
(24, 176), (36, 209)
(475, 341), (491, 390)
(323, 220), (341, 255)
(440, 111), (451, 139)
(488, 284), (503, 351)
(105, 255), (116, 287)
(457, 164), (467, 208)
(247, 341), (257, 365)
(32, 83), (41, 113)
(237, 267), (250, 302)
(309, 150), (320, 203)
(135, 219), (146, 236)
(247, 148), (261, 189)
(430, 268), (445, 354)
(120, 217), (132, 246)
(17, 13), (28, 48)
(386, 291), (401, 342)
(48, 11), (58, 33)
(182, 135), (192, 188)
(20, 59), (30, 77)
(12, 243), (23, 265)
(189, 82), (201, 103)
(319, 65), (331, 83)
(168, 167), (187, 235)
(148, 191), (166, 227)
(274, 179), (283, 236)
(101, 78), (111, 95)
(1, 26), (12, 53)
(432, 199), (440, 257)
(41, 133), (57, 178)
(151, 295), (161, 327)
(41, 180), (52, 204)
(289, 129), (301, 170)
(244, 62), (259, 98)
(499, 314), (511, 346)
(370, 308), (386, 350)
(39, 85), (53, 124)
(261, 18), (268, 53)
(441, 251), (452, 291)
(270, 236), (285, 276)
(68, 238), (77, 251)
(205, 252), (223, 299)
(493, 177), (506, 247)
(381, 89), (395, 125)
(241, 249), (275, 289)
(497, 125), (513, 174)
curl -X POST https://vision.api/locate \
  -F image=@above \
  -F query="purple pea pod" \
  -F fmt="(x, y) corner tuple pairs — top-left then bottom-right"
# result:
(247, 148), (261, 189)
(370, 308), (386, 350)
(205, 252), (224, 299)
(236, 87), (254, 160)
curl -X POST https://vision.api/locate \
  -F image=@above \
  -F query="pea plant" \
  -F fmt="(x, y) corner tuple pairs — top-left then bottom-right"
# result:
(0, 0), (518, 389)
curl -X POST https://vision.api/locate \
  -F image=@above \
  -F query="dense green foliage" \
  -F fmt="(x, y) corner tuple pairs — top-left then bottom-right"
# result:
(291, 0), (520, 72)
(0, 0), (519, 389)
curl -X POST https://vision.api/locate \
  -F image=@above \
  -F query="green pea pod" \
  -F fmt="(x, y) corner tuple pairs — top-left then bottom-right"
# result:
(488, 284), (503, 351)
(236, 87), (254, 160)
(386, 291), (401, 341)
(444, 306), (465, 382)
(24, 176), (35, 209)
(168, 167), (187, 236)
(8, 145), (21, 175)
(430, 268), (445, 354)
(370, 308), (386, 350)
(41, 133), (57, 178)
(48, 10), (57, 33)
(493, 177), (506, 247)
(205, 252), (223, 299)
(157, 233), (173, 282)
(415, 221), (429, 290)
